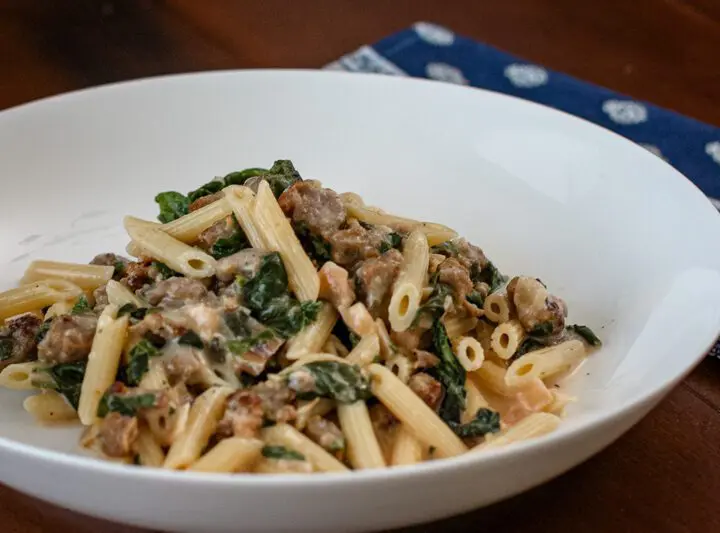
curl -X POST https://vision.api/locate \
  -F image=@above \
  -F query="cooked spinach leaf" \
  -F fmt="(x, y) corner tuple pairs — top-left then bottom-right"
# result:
(0, 338), (14, 361)
(509, 337), (546, 363)
(155, 191), (189, 223)
(293, 222), (332, 264)
(471, 261), (507, 294)
(97, 392), (158, 417)
(71, 296), (91, 315)
(210, 220), (248, 259)
(113, 260), (127, 280)
(466, 290), (485, 308)
(261, 445), (305, 461)
(291, 361), (372, 404)
(379, 232), (403, 254)
(429, 321), (466, 424)
(448, 408), (501, 438)
(187, 180), (224, 203)
(178, 330), (204, 349)
(567, 324), (602, 347)
(35, 320), (52, 343)
(126, 339), (161, 386)
(414, 283), (453, 326)
(226, 330), (275, 355)
(242, 253), (320, 338)
(529, 322), (554, 337)
(259, 159), (302, 198)
(152, 261), (178, 280)
(40, 361), (87, 410)
(430, 241), (459, 257)
(222, 168), (269, 186)
(117, 303), (149, 321)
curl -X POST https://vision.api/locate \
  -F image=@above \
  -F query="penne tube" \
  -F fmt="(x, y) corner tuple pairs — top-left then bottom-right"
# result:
(490, 320), (526, 360)
(388, 230), (429, 333)
(21, 260), (114, 290)
(189, 437), (263, 473)
(479, 413), (561, 450)
(44, 300), (75, 319)
(0, 279), (83, 320)
(337, 401), (386, 469)
(0, 362), (49, 390)
(483, 292), (511, 323)
(341, 302), (376, 336)
(344, 204), (457, 245)
(78, 305), (129, 425)
(284, 302), (337, 360)
(139, 359), (170, 390)
(505, 340), (585, 387)
(384, 354), (412, 384)
(133, 427), (166, 467)
(294, 398), (335, 431)
(469, 359), (515, 397)
(462, 377), (491, 424)
(390, 426), (424, 466)
(164, 386), (233, 469)
(105, 280), (146, 308)
(223, 185), (267, 249)
(453, 336), (485, 372)
(345, 333), (380, 367)
(374, 318), (394, 361)
(280, 353), (350, 376)
(261, 423), (348, 473)
(252, 181), (319, 302)
(23, 390), (77, 423)
(368, 364), (467, 458)
(124, 216), (217, 279)
(443, 315), (479, 340)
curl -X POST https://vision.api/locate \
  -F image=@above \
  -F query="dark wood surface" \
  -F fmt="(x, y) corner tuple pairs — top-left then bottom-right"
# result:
(1, 1), (718, 532)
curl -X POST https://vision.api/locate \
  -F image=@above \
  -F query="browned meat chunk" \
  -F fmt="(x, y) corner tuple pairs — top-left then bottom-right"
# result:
(437, 258), (473, 301)
(318, 261), (355, 310)
(90, 253), (130, 280)
(408, 373), (444, 411)
(327, 220), (393, 267)
(0, 313), (42, 370)
(127, 312), (188, 347)
(252, 379), (296, 423)
(37, 314), (97, 364)
(454, 238), (488, 270)
(99, 412), (139, 458)
(93, 284), (109, 312)
(278, 181), (346, 237)
(216, 390), (264, 439)
(507, 276), (566, 335)
(413, 349), (440, 370)
(391, 329), (423, 352)
(144, 277), (208, 308)
(306, 415), (345, 453)
(215, 249), (270, 284)
(163, 345), (202, 384)
(195, 216), (237, 252)
(189, 191), (224, 212)
(354, 249), (403, 313)
(122, 259), (155, 292)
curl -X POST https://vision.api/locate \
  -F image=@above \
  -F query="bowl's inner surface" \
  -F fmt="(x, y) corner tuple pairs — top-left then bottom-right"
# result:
(0, 71), (719, 457)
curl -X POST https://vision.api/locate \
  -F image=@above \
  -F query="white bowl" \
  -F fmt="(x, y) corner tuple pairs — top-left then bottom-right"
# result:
(0, 70), (719, 533)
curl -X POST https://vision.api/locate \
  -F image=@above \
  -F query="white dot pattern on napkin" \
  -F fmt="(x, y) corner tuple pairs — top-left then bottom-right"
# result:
(413, 22), (455, 45)
(504, 64), (549, 88)
(602, 100), (648, 125)
(706, 141), (720, 165)
(425, 62), (468, 85)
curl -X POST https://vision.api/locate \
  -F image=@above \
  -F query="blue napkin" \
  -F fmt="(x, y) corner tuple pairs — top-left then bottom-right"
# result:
(326, 23), (720, 359)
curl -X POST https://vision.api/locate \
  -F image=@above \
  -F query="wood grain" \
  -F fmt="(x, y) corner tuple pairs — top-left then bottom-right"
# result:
(0, 1), (718, 531)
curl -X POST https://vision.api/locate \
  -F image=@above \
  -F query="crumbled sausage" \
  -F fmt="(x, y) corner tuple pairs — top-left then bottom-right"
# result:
(278, 181), (346, 237)
(99, 412), (139, 458)
(216, 390), (264, 439)
(93, 284), (109, 312)
(508, 276), (566, 335)
(90, 253), (130, 280)
(163, 344), (202, 385)
(437, 257), (481, 316)
(252, 379), (296, 423)
(144, 277), (208, 308)
(196, 216), (238, 252)
(122, 259), (155, 292)
(318, 261), (355, 310)
(408, 373), (444, 411)
(353, 249), (403, 313)
(215, 249), (270, 284)
(327, 220), (393, 267)
(189, 191), (224, 212)
(37, 314), (97, 364)
(453, 238), (488, 271)
(127, 312), (188, 348)
(305, 415), (345, 453)
(0, 313), (42, 370)
(413, 349), (440, 370)
(391, 329), (423, 352)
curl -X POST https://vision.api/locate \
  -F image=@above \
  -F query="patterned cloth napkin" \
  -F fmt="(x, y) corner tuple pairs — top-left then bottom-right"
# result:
(326, 23), (720, 358)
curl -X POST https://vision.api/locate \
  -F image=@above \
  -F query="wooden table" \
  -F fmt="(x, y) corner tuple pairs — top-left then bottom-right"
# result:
(1, 1), (718, 532)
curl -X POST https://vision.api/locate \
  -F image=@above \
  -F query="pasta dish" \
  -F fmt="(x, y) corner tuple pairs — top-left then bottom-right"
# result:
(0, 160), (601, 473)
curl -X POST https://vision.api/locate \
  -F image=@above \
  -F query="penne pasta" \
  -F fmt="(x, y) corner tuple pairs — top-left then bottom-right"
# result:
(261, 423), (349, 473)
(443, 315), (479, 340)
(44, 300), (75, 319)
(133, 427), (166, 467)
(453, 336), (485, 372)
(390, 426), (424, 466)
(344, 203), (457, 245)
(341, 302), (376, 336)
(23, 390), (77, 423)
(337, 401), (386, 469)
(483, 292), (511, 323)
(294, 398), (335, 431)
(505, 340), (586, 386)
(0, 362), (49, 390)
(0, 279), (83, 320)
(345, 333), (380, 367)
(368, 364), (467, 458)
(284, 302), (337, 360)
(462, 377), (490, 424)
(77, 305), (129, 425)
(105, 280), (146, 308)
(479, 412), (561, 450)
(384, 354), (412, 384)
(164, 386), (233, 470)
(21, 260), (113, 290)
(223, 185), (267, 249)
(490, 320), (526, 360)
(388, 230), (429, 332)
(469, 359), (515, 397)
(124, 216), (217, 279)
(189, 437), (263, 473)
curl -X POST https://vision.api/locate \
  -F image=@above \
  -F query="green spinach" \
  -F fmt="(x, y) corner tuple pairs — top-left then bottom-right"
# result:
(117, 303), (149, 321)
(293, 222), (332, 264)
(292, 361), (372, 404)
(187, 180), (224, 203)
(414, 283), (453, 326)
(430, 241), (459, 257)
(152, 261), (178, 280)
(567, 324), (602, 347)
(448, 408), (501, 438)
(126, 339), (161, 386)
(222, 168), (269, 186)
(226, 330), (275, 355)
(0, 338), (13, 361)
(261, 445), (305, 461)
(35, 320), (52, 343)
(466, 290), (485, 308)
(40, 361), (87, 410)
(509, 337), (546, 363)
(113, 260), (127, 280)
(379, 232), (403, 253)
(71, 296), (91, 315)
(210, 221), (248, 259)
(471, 261), (507, 294)
(178, 330), (204, 349)
(258, 160), (302, 198)
(97, 392), (158, 417)
(529, 322), (554, 337)
(429, 321), (466, 425)
(155, 191), (190, 223)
